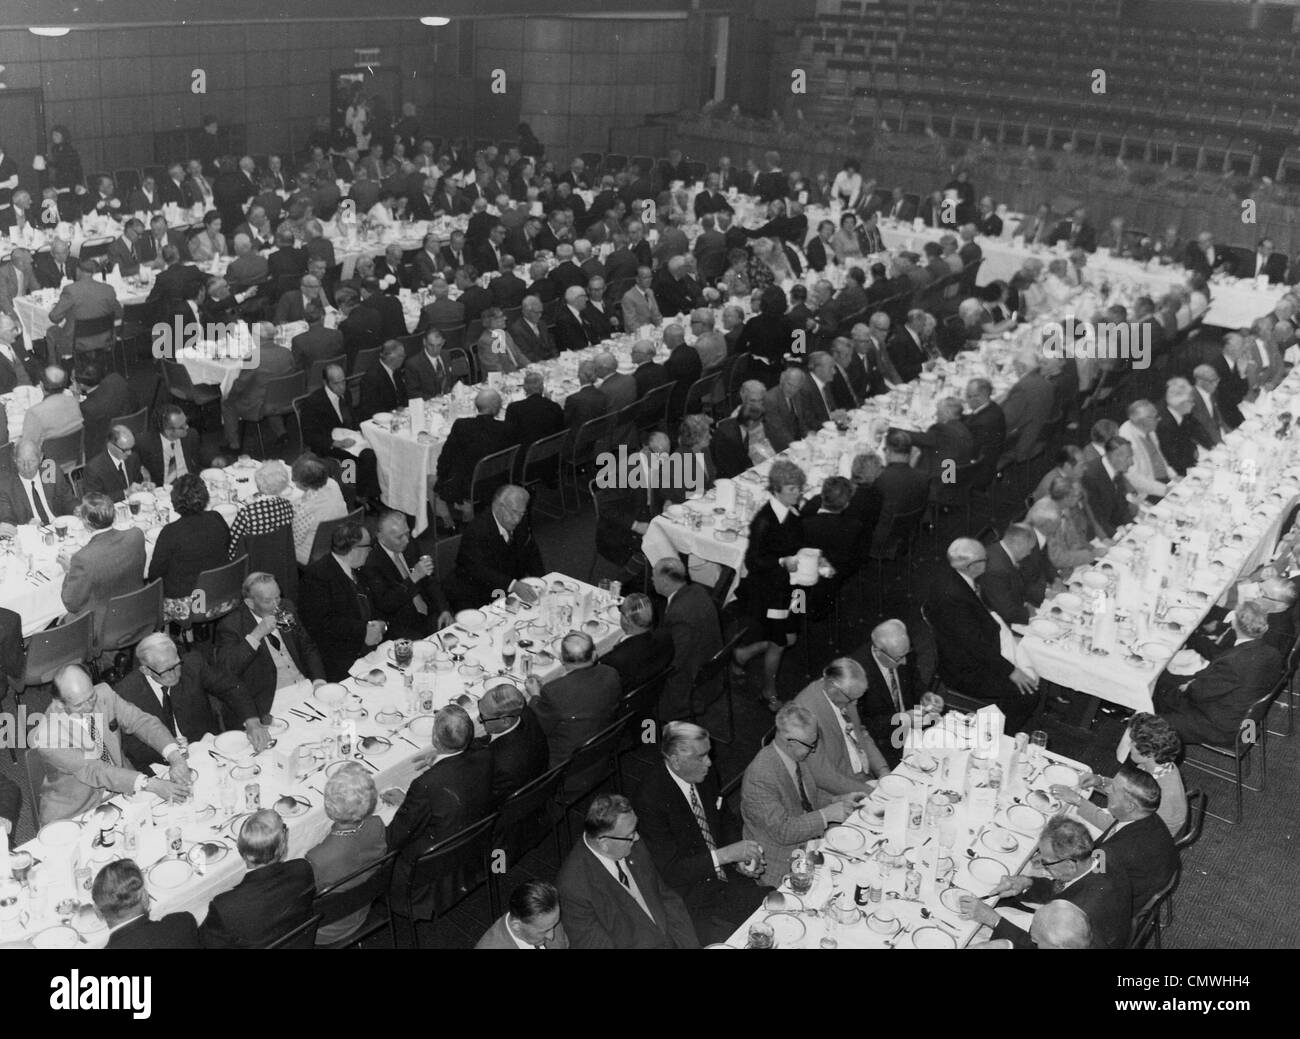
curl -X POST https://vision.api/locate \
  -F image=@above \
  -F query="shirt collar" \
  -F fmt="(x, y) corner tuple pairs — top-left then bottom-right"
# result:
(769, 496), (792, 523)
(664, 761), (697, 803)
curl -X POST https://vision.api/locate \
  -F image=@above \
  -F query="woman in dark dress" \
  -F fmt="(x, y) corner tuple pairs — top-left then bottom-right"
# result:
(734, 284), (791, 389)
(147, 474), (231, 622)
(734, 460), (807, 710)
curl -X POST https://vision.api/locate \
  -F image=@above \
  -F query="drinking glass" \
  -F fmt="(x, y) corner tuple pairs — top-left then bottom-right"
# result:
(747, 919), (775, 949)
(501, 633), (517, 672)
(393, 639), (414, 669)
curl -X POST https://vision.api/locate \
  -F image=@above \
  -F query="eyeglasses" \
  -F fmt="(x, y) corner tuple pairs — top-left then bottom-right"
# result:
(602, 830), (639, 843)
(788, 735), (820, 752)
(479, 709), (521, 724)
(146, 662), (183, 678)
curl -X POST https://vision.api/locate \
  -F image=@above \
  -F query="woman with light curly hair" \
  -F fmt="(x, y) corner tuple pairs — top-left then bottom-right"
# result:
(227, 459), (296, 561)
(306, 761), (387, 945)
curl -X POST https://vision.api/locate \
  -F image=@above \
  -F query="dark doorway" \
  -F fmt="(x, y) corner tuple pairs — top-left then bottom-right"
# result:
(0, 89), (47, 196)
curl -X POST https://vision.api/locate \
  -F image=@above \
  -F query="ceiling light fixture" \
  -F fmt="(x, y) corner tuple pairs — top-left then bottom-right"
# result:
(29, 27), (72, 37)
(419, 17), (451, 27)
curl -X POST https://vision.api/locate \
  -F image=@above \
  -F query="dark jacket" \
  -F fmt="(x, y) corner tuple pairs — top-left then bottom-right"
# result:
(1094, 813), (1180, 916)
(147, 511), (231, 598)
(361, 541), (452, 639)
(199, 859), (317, 949)
(435, 413), (513, 505)
(483, 708), (550, 806)
(450, 509), (544, 609)
(300, 554), (376, 681)
(213, 601), (327, 718)
(107, 912), (201, 950)
(1157, 637), (1282, 747)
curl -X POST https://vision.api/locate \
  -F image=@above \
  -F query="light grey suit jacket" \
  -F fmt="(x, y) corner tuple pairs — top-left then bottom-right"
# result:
(33, 684), (175, 824)
(621, 286), (662, 331)
(741, 742), (834, 887)
(474, 914), (571, 949)
(61, 526), (146, 640)
(791, 681), (886, 795)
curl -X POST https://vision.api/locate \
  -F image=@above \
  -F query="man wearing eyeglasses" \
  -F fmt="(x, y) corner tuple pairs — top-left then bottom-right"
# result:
(32, 663), (192, 825)
(956, 816), (1132, 949)
(114, 632), (269, 772)
(556, 793), (699, 949)
(852, 620), (921, 766)
(740, 704), (865, 888)
(476, 682), (548, 807)
(792, 657), (891, 795)
(300, 522), (388, 681)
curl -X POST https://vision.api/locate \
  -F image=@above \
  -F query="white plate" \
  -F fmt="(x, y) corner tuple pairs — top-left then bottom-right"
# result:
(911, 925), (957, 949)
(370, 412), (393, 425)
(1026, 789), (1061, 813)
(940, 886), (973, 913)
(966, 856), (1009, 894)
(1028, 618), (1061, 639)
(1051, 592), (1083, 614)
(455, 609), (487, 630)
(1139, 640), (1175, 662)
(876, 774), (913, 798)
(765, 912), (807, 947)
(1080, 571), (1108, 590)
(214, 730), (254, 758)
(408, 715), (436, 738)
(980, 828), (1020, 854)
(824, 826), (867, 855)
(37, 819), (81, 849)
(148, 858), (194, 889)
(1003, 803), (1047, 834)
(266, 716), (289, 735)
(1041, 763), (1080, 788)
(313, 683), (349, 708)
(904, 752), (937, 774)
(856, 802), (886, 826)
(32, 926), (81, 949)
(866, 911), (901, 935)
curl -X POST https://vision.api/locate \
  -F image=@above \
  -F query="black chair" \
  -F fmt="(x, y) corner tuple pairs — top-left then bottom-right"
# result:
(555, 712), (634, 843)
(261, 913), (322, 950)
(393, 813), (499, 949)
(244, 370), (307, 456)
(158, 359), (221, 433)
(433, 533), (461, 589)
(1127, 868), (1180, 949)
(1162, 788), (1206, 929)
(866, 505), (926, 610)
(688, 629), (750, 745)
(349, 346), (383, 376)
(306, 505), (365, 565)
(1183, 679), (1285, 824)
(635, 382), (674, 437)
(42, 428), (85, 492)
(518, 428), (568, 518)
(305, 353), (346, 394)
(237, 524), (299, 603)
(97, 578), (164, 671)
(312, 848), (400, 950)
(487, 763), (568, 915)
(182, 555), (249, 641)
(682, 371), (723, 418)
(562, 412), (616, 506)
(466, 445), (520, 516)
(110, 406), (149, 443)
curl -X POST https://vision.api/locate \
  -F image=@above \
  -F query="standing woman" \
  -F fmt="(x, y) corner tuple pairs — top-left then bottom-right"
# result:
(831, 158), (864, 211)
(733, 460), (807, 711)
(43, 125), (84, 222)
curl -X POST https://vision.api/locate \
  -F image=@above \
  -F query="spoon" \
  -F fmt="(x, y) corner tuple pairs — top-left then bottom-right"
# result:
(920, 908), (960, 932)
(274, 794), (305, 815)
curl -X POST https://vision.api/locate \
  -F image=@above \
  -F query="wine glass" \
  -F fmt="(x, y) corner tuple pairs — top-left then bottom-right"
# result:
(501, 632), (517, 673)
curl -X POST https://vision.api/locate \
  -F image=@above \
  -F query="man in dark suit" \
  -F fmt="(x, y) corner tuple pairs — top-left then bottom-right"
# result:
(336, 288), (383, 370)
(964, 816), (1133, 949)
(963, 377), (1007, 479)
(1247, 236), (1288, 283)
(213, 572), (327, 719)
(33, 239), (78, 289)
(363, 511), (453, 638)
(1182, 231), (1226, 279)
(199, 810), (316, 948)
(925, 538), (1041, 732)
(358, 279), (408, 340)
(74, 362), (132, 459)
(886, 310), (930, 385)
(477, 683), (550, 806)
(1155, 602), (1282, 747)
(145, 246), (206, 310)
(554, 285), (600, 353)
(1089, 764), (1181, 914)
(434, 387), (513, 516)
(450, 485), (544, 609)
(0, 768), (19, 839)
(909, 396), (975, 506)
(81, 425), (145, 503)
(403, 329), (466, 399)
(1155, 381), (1203, 477)
(265, 230), (309, 286)
(504, 371), (565, 453)
(94, 861), (200, 950)
(562, 360), (610, 443)
(298, 364), (380, 503)
(1049, 206), (1097, 253)
(358, 340), (409, 421)
(115, 633), (266, 771)
(300, 523), (389, 681)
(999, 355), (1056, 465)
(599, 593), (675, 687)
(556, 793), (700, 949)
(1189, 363), (1230, 442)
(509, 295), (558, 363)
(385, 705), (491, 919)
(652, 557), (724, 722)
(663, 326), (703, 417)
(870, 431), (930, 552)
(0, 439), (77, 529)
(632, 340), (670, 397)
(1080, 437), (1137, 539)
(976, 524), (1041, 628)
(527, 631), (622, 783)
(489, 255), (528, 311)
(631, 721), (767, 944)
(104, 219), (146, 278)
(850, 619), (919, 767)
(136, 404), (200, 487)
(762, 368), (817, 454)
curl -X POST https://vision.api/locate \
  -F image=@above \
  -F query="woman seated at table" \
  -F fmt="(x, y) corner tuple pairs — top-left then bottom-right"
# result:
(830, 212), (864, 264)
(846, 452), (885, 533)
(979, 281), (1018, 336)
(676, 414), (720, 490)
(732, 459), (807, 711)
(747, 237), (793, 291)
(734, 285), (791, 385)
(227, 460), (296, 561)
(1055, 713), (1188, 837)
(306, 762), (388, 946)
(1184, 272), (1210, 326)
(188, 210), (227, 262)
(148, 474), (232, 623)
(719, 248), (752, 299)
(1045, 476), (1108, 570)
(291, 453), (347, 567)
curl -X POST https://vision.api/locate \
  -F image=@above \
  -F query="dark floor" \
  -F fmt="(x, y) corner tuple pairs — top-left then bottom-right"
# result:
(3, 348), (1298, 949)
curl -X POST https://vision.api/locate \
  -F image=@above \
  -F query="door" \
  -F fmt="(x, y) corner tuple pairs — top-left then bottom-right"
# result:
(331, 67), (402, 152)
(0, 90), (47, 197)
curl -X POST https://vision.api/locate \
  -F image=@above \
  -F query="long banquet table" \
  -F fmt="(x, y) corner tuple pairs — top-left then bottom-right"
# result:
(2, 573), (619, 946)
(725, 722), (1099, 949)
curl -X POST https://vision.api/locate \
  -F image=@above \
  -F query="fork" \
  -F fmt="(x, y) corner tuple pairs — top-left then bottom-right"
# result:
(885, 924), (911, 949)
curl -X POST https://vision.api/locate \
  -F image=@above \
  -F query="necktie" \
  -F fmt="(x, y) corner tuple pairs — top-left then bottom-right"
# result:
(266, 633), (282, 652)
(160, 687), (176, 735)
(86, 715), (115, 767)
(795, 761), (815, 814)
(166, 445), (178, 482)
(887, 667), (903, 714)
(116, 461), (128, 489)
(615, 861), (630, 888)
(689, 785), (727, 881)
(1143, 433), (1168, 482)
(788, 397), (805, 438)
(28, 479), (50, 525)
(839, 708), (865, 774)
(1113, 472), (1125, 499)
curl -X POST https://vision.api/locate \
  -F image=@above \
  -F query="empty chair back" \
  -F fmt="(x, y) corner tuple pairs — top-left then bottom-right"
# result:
(98, 578), (164, 655)
(21, 611), (94, 688)
(190, 556), (250, 624)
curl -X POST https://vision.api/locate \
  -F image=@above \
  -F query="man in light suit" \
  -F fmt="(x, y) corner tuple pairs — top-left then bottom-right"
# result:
(556, 794), (700, 949)
(594, 351), (637, 413)
(741, 704), (863, 888)
(763, 368), (817, 454)
(1119, 398), (1172, 501)
(0, 439), (76, 532)
(998, 351), (1056, 465)
(47, 258), (123, 365)
(474, 306), (530, 374)
(221, 323), (297, 453)
(32, 663), (191, 825)
(475, 880), (570, 949)
(652, 557), (724, 721)
(20, 365), (83, 451)
(791, 658), (891, 797)
(59, 492), (146, 642)
(850, 619), (921, 768)
(621, 267), (662, 330)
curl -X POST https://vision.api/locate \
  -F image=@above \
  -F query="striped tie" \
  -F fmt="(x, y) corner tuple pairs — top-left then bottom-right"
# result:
(690, 785), (726, 881)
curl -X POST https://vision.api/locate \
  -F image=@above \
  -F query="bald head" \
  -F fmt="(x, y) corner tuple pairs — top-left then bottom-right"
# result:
(474, 388), (503, 416)
(870, 619), (910, 659)
(594, 352), (617, 379)
(1030, 900), (1092, 949)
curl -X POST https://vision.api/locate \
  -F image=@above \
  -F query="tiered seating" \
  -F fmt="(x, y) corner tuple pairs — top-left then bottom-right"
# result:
(795, 0), (1296, 179)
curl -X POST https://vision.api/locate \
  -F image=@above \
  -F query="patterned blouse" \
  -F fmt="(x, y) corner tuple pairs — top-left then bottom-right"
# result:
(227, 494), (295, 560)
(292, 479), (348, 567)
